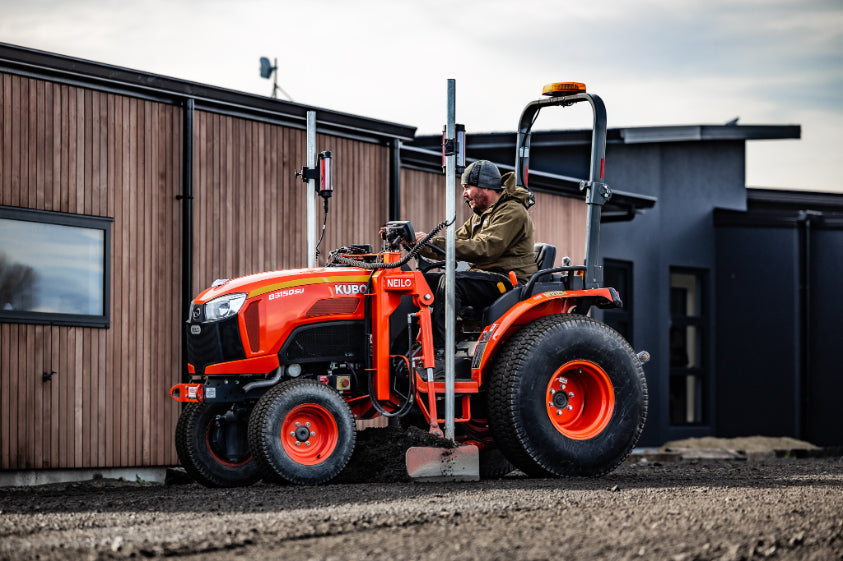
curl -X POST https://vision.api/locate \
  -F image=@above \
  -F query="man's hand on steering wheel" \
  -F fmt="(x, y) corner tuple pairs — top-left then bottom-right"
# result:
(411, 232), (448, 273)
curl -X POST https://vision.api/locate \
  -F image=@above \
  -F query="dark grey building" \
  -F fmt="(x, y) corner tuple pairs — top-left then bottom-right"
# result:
(414, 126), (843, 447)
(714, 189), (843, 447)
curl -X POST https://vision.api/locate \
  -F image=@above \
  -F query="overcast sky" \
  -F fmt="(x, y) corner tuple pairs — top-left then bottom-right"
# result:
(1, 0), (841, 192)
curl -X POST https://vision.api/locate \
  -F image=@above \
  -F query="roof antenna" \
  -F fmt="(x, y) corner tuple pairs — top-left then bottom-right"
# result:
(259, 56), (294, 101)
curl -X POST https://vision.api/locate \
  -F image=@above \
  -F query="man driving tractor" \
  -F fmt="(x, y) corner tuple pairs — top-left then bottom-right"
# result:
(415, 159), (537, 367)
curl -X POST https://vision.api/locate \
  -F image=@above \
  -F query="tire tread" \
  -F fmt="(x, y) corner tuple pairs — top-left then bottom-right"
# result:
(487, 314), (648, 478)
(175, 403), (260, 487)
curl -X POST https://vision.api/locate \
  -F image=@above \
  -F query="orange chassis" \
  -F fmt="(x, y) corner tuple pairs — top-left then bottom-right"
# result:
(170, 249), (619, 439)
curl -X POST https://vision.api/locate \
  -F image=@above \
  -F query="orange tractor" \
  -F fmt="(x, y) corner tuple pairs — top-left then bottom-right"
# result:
(169, 82), (648, 486)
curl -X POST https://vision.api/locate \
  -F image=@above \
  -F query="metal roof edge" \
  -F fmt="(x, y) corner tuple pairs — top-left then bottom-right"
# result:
(716, 187), (843, 229)
(713, 208), (800, 228)
(414, 124), (801, 148)
(0, 42), (416, 143)
(714, 207), (843, 229)
(747, 187), (843, 209)
(621, 124), (800, 144)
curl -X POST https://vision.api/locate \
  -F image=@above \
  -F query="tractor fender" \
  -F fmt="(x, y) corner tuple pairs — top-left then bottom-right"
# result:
(471, 287), (621, 377)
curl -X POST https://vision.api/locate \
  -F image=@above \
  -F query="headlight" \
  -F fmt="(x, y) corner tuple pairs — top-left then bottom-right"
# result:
(188, 301), (199, 322)
(204, 293), (246, 322)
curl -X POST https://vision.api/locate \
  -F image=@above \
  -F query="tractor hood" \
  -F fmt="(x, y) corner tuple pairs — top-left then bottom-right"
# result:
(193, 267), (372, 305)
(184, 266), (374, 374)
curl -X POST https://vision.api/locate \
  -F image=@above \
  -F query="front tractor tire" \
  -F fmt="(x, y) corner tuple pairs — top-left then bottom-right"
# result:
(175, 402), (261, 488)
(248, 379), (356, 485)
(488, 315), (648, 478)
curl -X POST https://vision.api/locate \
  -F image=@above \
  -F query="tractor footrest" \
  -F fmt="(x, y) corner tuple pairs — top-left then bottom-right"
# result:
(419, 380), (479, 394)
(414, 373), (479, 394)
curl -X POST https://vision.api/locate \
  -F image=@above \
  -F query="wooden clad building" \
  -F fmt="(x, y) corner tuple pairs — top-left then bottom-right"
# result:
(1, 77), (184, 470)
(0, 44), (412, 472)
(0, 44), (616, 473)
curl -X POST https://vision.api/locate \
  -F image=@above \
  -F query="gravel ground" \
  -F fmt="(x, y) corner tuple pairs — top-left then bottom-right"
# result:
(0, 431), (841, 561)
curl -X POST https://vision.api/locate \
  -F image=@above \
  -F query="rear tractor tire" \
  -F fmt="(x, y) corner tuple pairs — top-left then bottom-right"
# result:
(248, 379), (356, 485)
(458, 419), (515, 479)
(175, 402), (261, 488)
(488, 314), (648, 478)
(479, 447), (516, 479)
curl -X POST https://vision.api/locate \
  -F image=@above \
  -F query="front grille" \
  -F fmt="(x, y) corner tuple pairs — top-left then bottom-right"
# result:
(186, 316), (246, 375)
(306, 297), (361, 317)
(280, 321), (364, 363)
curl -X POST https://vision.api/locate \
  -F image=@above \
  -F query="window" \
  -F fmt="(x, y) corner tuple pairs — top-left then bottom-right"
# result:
(603, 259), (633, 344)
(669, 269), (707, 425)
(0, 206), (112, 328)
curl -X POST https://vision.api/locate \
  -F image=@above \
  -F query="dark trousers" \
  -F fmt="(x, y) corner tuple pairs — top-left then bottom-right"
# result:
(424, 271), (509, 350)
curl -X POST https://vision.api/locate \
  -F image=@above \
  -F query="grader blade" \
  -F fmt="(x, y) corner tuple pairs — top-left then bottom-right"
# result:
(405, 444), (479, 482)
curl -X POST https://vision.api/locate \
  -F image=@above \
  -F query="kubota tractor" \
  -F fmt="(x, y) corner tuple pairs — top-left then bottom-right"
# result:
(169, 81), (649, 486)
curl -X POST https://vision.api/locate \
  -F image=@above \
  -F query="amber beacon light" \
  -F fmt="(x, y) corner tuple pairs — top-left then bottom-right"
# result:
(541, 82), (587, 96)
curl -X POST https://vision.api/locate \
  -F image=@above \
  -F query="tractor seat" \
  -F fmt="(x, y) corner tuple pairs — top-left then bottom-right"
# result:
(477, 243), (557, 326)
(534, 242), (557, 272)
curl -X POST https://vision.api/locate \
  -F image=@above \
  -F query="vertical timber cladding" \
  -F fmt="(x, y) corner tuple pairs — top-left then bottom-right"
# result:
(530, 191), (587, 266)
(192, 111), (390, 290)
(0, 73), (183, 470)
(399, 168), (587, 265)
(400, 168), (471, 233)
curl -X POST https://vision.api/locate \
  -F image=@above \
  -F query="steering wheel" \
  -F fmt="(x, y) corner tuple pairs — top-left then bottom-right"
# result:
(414, 241), (447, 273)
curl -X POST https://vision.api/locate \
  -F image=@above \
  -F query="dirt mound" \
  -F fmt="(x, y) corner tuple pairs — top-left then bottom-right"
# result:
(660, 435), (819, 453)
(335, 423), (449, 484)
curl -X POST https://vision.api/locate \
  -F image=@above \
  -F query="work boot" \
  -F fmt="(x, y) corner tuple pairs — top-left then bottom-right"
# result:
(431, 349), (445, 380)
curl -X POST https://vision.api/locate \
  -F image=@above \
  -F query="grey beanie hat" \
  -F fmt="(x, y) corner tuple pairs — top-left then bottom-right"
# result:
(461, 160), (502, 190)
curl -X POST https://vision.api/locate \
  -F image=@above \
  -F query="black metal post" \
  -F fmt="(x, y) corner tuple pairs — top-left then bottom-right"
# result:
(796, 210), (821, 439)
(389, 138), (402, 220)
(180, 98), (195, 381)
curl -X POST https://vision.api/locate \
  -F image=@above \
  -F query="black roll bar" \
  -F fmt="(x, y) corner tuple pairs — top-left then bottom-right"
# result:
(514, 92), (610, 289)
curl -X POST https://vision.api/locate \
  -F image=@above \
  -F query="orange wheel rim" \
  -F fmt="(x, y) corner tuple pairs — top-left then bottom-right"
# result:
(545, 360), (615, 440)
(281, 404), (339, 465)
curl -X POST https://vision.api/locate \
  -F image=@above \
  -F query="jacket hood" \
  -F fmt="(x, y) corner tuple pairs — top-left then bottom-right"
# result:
(500, 171), (536, 209)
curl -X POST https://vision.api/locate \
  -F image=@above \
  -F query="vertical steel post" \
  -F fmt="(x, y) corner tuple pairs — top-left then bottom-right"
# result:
(306, 111), (317, 267)
(444, 79), (457, 442)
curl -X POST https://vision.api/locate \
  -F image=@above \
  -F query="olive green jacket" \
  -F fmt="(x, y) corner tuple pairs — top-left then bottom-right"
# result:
(424, 173), (537, 284)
